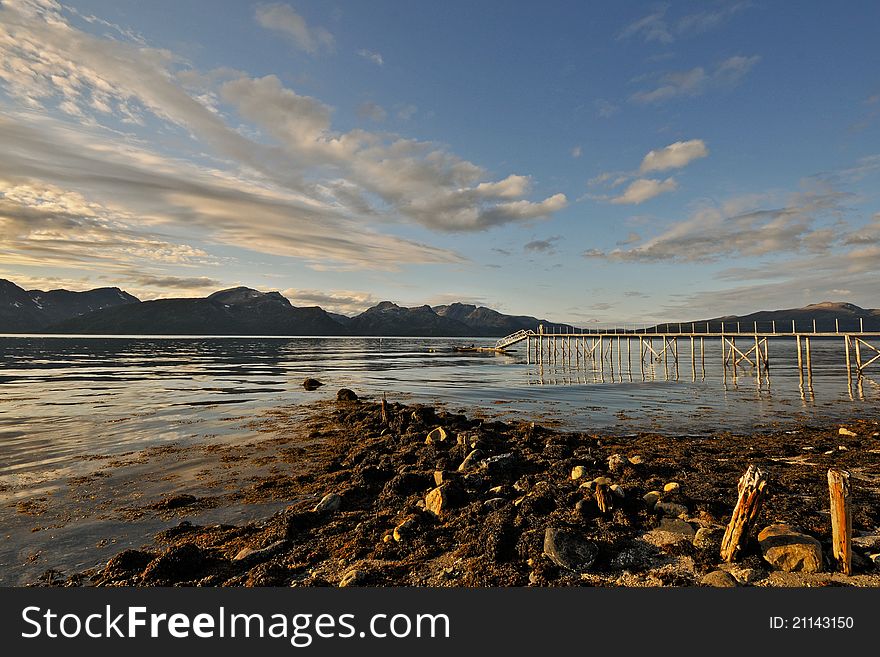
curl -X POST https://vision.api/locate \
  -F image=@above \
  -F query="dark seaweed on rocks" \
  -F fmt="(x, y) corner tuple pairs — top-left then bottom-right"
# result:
(75, 397), (880, 587)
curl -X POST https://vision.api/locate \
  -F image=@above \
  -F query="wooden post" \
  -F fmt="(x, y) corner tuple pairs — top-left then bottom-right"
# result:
(827, 469), (852, 575)
(854, 337), (862, 373)
(595, 482), (612, 514)
(845, 335), (851, 378)
(720, 465), (768, 562)
(381, 393), (389, 426)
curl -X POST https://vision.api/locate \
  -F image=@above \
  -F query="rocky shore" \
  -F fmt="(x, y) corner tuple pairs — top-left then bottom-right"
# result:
(70, 391), (880, 587)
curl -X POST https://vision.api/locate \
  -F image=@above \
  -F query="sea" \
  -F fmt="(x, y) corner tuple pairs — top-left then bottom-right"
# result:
(0, 334), (878, 583)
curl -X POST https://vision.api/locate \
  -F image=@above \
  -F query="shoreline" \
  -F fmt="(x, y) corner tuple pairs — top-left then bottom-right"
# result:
(30, 391), (879, 588)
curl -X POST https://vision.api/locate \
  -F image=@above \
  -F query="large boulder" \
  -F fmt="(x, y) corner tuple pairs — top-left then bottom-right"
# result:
(758, 524), (823, 573)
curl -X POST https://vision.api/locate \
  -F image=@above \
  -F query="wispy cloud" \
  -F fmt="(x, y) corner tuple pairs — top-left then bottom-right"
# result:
(585, 186), (852, 262)
(639, 139), (708, 173)
(610, 177), (678, 205)
(255, 3), (335, 54)
(0, 0), (569, 292)
(619, 3), (751, 44)
(631, 55), (760, 104)
(524, 236), (561, 254)
(281, 288), (380, 315)
(357, 49), (384, 66)
(589, 139), (706, 205)
(357, 100), (387, 122)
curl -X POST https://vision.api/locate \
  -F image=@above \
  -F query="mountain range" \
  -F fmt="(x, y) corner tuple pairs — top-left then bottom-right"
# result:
(1, 278), (877, 337)
(0, 279), (549, 336)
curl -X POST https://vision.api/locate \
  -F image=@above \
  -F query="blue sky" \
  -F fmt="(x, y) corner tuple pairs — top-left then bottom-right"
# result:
(1, 0), (879, 324)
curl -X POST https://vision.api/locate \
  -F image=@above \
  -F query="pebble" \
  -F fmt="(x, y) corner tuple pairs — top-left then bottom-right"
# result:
(839, 427), (857, 437)
(571, 465), (588, 480)
(655, 501), (688, 517)
(483, 497), (508, 510)
(339, 570), (367, 587)
(425, 483), (463, 516)
(642, 491), (661, 508)
(701, 570), (737, 587)
(692, 526), (725, 551)
(425, 427), (449, 445)
(313, 493), (342, 513)
(628, 455), (645, 465)
(663, 482), (681, 493)
(457, 449), (484, 472)
(336, 388), (358, 401)
(302, 378), (323, 390)
(607, 453), (628, 473)
(610, 484), (625, 498)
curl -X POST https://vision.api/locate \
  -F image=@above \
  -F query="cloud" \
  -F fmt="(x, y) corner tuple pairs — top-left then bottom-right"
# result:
(281, 288), (380, 315)
(610, 177), (678, 205)
(619, 3), (751, 44)
(639, 139), (708, 173)
(631, 56), (760, 104)
(126, 275), (222, 290)
(617, 7), (673, 44)
(255, 3), (334, 54)
(587, 187), (851, 261)
(0, 0), (568, 296)
(571, 145), (582, 158)
(396, 104), (417, 120)
(524, 236), (561, 253)
(595, 99), (618, 118)
(357, 49), (384, 66)
(357, 101), (387, 122)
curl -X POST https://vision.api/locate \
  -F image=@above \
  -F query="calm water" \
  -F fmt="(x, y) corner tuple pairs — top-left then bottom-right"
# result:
(1, 334), (878, 488)
(0, 334), (878, 583)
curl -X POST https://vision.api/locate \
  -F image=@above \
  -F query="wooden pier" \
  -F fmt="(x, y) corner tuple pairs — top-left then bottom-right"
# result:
(494, 322), (880, 396)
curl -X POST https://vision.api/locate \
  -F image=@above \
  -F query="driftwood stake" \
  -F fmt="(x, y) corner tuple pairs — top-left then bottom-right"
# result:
(720, 465), (767, 562)
(594, 483), (612, 514)
(380, 393), (389, 426)
(827, 469), (852, 575)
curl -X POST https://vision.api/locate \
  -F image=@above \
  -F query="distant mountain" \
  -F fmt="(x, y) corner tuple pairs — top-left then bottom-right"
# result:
(433, 302), (549, 336)
(0, 279), (139, 332)
(49, 286), (348, 335)
(346, 301), (473, 337)
(653, 302), (880, 333)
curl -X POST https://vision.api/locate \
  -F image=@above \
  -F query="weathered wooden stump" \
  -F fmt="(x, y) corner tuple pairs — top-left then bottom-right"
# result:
(720, 465), (767, 562)
(594, 482), (612, 514)
(827, 469), (852, 575)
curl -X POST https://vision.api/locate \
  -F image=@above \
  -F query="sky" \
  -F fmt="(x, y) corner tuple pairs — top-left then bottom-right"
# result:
(1, 0), (879, 326)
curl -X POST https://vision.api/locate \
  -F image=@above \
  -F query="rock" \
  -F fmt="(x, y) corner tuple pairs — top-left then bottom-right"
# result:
(839, 427), (857, 437)
(336, 388), (358, 401)
(481, 452), (515, 477)
(483, 497), (508, 510)
(457, 449), (484, 472)
(728, 566), (767, 584)
(543, 527), (598, 573)
(433, 470), (461, 486)
(302, 378), (323, 390)
(607, 453), (627, 473)
(701, 570), (738, 587)
(693, 526), (725, 551)
(643, 491), (661, 508)
(663, 482), (681, 493)
(758, 524), (823, 573)
(425, 427), (449, 444)
(571, 465), (588, 480)
(233, 540), (287, 565)
(392, 517), (418, 542)
(658, 517), (696, 539)
(313, 493), (342, 513)
(868, 553), (880, 568)
(425, 483), (463, 516)
(655, 501), (688, 517)
(339, 569), (367, 587)
(628, 455), (645, 465)
(592, 476), (612, 486)
(610, 484), (625, 498)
